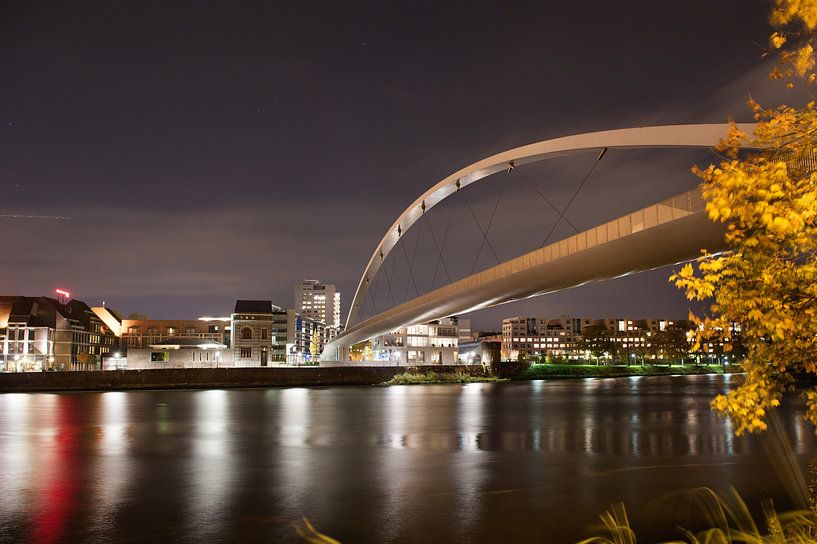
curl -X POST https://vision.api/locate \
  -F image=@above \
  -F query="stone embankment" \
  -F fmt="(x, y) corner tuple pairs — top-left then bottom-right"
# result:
(0, 365), (487, 393)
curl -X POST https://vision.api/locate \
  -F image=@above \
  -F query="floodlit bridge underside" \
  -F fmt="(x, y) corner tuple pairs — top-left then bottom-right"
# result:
(321, 123), (757, 361)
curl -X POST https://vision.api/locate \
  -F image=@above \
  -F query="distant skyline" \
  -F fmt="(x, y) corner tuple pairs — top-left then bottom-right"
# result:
(0, 1), (799, 329)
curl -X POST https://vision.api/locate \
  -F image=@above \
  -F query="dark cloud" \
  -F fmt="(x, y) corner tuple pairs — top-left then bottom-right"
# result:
(0, 1), (794, 328)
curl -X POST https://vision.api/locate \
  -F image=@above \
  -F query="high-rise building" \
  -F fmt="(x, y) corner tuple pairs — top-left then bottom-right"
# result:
(294, 279), (341, 332)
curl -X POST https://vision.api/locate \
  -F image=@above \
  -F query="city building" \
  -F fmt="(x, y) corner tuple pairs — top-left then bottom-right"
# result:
(501, 316), (585, 360)
(0, 295), (119, 371)
(119, 317), (231, 351)
(294, 279), (341, 333)
(232, 300), (327, 366)
(500, 316), (690, 362)
(371, 317), (464, 365)
(268, 306), (327, 365)
(125, 338), (233, 369)
(458, 332), (502, 365)
(232, 300), (275, 366)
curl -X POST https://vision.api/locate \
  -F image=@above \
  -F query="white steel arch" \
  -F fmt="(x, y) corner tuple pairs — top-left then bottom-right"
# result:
(346, 123), (756, 329)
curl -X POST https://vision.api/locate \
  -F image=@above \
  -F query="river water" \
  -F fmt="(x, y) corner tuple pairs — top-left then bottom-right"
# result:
(1, 374), (815, 543)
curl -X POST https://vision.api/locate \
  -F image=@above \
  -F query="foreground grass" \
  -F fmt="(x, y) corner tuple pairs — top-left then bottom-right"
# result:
(296, 487), (817, 543)
(519, 363), (728, 380)
(579, 488), (817, 544)
(381, 371), (508, 386)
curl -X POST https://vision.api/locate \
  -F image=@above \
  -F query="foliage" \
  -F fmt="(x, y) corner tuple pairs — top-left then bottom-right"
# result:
(309, 331), (320, 359)
(650, 326), (690, 366)
(380, 371), (507, 385)
(577, 487), (817, 544)
(293, 517), (342, 544)
(671, 0), (817, 435)
(76, 351), (98, 367)
(578, 324), (614, 364)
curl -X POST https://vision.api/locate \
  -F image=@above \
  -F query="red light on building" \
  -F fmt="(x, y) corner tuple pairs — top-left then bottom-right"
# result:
(55, 289), (71, 304)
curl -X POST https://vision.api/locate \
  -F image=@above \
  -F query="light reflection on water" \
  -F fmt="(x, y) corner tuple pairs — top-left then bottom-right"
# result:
(184, 389), (233, 542)
(0, 374), (815, 543)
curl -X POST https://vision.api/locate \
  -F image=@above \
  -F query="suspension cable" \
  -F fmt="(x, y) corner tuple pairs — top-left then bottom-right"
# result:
(541, 147), (608, 247)
(427, 204), (454, 288)
(382, 253), (399, 308)
(469, 174), (514, 274)
(515, 168), (579, 233)
(369, 269), (381, 316)
(400, 224), (421, 300)
(462, 192), (501, 271)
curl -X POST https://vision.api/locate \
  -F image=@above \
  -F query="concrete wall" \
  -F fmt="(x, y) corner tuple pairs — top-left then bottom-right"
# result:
(126, 348), (234, 369)
(0, 365), (487, 392)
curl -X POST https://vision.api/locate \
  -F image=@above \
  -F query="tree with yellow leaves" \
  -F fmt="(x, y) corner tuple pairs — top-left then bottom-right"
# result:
(672, 0), (817, 435)
(309, 330), (321, 362)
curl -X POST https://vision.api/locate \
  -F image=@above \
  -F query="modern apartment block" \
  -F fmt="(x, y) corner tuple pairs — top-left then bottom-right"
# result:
(371, 317), (464, 365)
(294, 279), (341, 333)
(0, 295), (119, 371)
(501, 316), (689, 361)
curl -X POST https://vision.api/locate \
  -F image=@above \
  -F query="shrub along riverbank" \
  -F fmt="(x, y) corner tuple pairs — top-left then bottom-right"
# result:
(380, 371), (508, 385)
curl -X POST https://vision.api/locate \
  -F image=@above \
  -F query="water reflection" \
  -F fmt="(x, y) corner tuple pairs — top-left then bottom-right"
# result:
(87, 392), (133, 539)
(1, 375), (815, 544)
(29, 395), (81, 544)
(453, 383), (489, 533)
(184, 389), (233, 542)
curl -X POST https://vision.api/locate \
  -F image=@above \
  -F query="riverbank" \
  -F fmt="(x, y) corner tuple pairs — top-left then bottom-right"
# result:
(0, 364), (736, 393)
(517, 363), (733, 380)
(0, 365), (485, 393)
(380, 364), (733, 386)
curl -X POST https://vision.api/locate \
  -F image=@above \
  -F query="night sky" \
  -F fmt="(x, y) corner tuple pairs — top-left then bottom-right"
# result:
(0, 1), (791, 329)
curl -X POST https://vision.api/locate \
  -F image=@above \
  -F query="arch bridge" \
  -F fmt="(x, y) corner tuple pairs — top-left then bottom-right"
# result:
(321, 123), (756, 361)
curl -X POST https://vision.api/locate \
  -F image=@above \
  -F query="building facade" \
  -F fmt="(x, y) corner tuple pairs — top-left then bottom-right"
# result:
(0, 295), (119, 371)
(120, 317), (231, 351)
(294, 279), (341, 333)
(231, 300), (327, 366)
(231, 300), (275, 366)
(501, 316), (690, 362)
(371, 317), (463, 365)
(125, 338), (233, 369)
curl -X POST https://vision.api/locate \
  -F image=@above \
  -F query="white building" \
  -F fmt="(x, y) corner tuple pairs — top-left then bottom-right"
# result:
(294, 279), (341, 332)
(371, 317), (464, 365)
(125, 338), (234, 369)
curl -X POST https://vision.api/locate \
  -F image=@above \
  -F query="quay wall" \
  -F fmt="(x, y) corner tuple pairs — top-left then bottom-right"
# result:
(0, 365), (487, 393)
